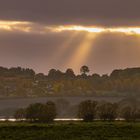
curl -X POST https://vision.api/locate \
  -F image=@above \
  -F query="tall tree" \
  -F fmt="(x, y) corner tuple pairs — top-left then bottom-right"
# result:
(80, 65), (90, 76)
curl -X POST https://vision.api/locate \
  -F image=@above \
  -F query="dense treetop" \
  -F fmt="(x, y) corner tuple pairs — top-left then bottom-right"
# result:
(0, 66), (140, 97)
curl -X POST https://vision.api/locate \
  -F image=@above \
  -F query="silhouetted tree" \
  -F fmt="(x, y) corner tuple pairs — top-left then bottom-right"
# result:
(121, 106), (140, 122)
(78, 100), (97, 122)
(80, 65), (90, 76)
(42, 101), (57, 122)
(35, 73), (46, 80)
(92, 74), (100, 79)
(97, 102), (118, 121)
(48, 69), (57, 79)
(65, 68), (75, 78)
(25, 101), (56, 122)
(26, 103), (44, 122)
(48, 69), (63, 79)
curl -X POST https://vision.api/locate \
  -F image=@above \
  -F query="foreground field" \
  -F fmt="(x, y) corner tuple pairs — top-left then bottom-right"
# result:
(0, 122), (139, 140)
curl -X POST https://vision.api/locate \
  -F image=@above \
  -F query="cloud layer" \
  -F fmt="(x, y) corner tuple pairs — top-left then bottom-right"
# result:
(0, 0), (140, 26)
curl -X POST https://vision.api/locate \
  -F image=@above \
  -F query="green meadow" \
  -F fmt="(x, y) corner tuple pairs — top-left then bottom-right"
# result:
(0, 122), (139, 140)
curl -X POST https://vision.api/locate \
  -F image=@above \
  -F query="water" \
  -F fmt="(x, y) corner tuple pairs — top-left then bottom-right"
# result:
(0, 118), (125, 122)
(0, 118), (83, 122)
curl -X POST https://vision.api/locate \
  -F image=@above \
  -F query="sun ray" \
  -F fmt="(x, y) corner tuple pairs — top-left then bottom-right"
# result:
(64, 33), (95, 70)
(48, 32), (81, 66)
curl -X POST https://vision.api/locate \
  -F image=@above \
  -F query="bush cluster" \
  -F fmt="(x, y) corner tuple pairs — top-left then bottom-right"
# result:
(14, 98), (140, 122)
(14, 101), (56, 122)
(78, 99), (140, 122)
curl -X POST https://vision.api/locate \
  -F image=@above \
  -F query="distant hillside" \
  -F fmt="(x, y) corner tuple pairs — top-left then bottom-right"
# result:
(0, 66), (140, 98)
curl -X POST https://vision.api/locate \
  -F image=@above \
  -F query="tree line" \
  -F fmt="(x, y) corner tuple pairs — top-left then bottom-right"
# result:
(0, 66), (140, 97)
(14, 98), (140, 122)
(78, 100), (140, 122)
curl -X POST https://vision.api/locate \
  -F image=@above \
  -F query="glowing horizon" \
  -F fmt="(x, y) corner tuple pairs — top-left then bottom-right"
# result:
(48, 25), (140, 35)
(0, 20), (31, 32)
(1, 20), (140, 35)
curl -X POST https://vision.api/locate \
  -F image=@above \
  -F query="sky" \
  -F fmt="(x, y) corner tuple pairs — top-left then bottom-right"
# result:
(0, 0), (140, 75)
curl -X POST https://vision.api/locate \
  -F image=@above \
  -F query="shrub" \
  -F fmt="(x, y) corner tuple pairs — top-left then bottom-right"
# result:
(97, 102), (118, 121)
(78, 100), (97, 122)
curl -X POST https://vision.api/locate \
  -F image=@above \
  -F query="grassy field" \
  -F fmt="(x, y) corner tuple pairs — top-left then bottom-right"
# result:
(0, 122), (139, 140)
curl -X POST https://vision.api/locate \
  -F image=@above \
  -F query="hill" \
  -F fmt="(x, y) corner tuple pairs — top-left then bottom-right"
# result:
(0, 66), (140, 98)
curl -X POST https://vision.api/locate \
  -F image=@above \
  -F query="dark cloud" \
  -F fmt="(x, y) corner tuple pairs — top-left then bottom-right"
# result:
(0, 0), (140, 26)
